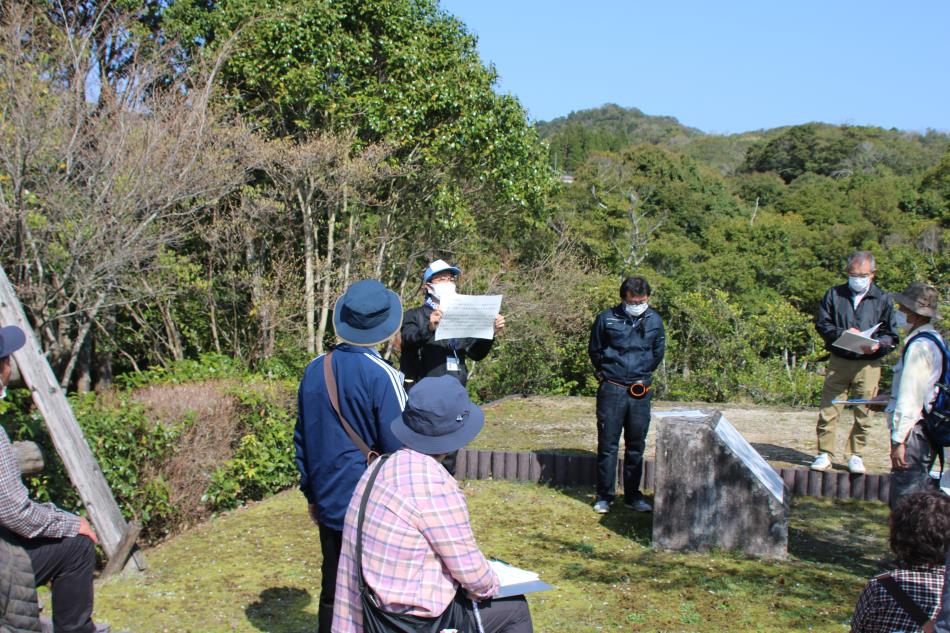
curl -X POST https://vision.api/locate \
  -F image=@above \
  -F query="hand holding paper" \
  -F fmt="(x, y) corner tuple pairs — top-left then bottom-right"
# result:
(832, 323), (882, 355)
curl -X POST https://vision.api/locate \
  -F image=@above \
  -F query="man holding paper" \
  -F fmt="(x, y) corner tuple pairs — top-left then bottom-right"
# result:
(811, 251), (898, 474)
(400, 259), (505, 390)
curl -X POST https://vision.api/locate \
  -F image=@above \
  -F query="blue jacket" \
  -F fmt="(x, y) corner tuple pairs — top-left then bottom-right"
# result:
(588, 305), (666, 385)
(294, 344), (406, 531)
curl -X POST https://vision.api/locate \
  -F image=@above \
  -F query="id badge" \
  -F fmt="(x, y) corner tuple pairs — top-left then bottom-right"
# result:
(446, 357), (460, 372)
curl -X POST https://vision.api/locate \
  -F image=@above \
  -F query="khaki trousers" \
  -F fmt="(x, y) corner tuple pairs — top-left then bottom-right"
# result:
(815, 354), (882, 459)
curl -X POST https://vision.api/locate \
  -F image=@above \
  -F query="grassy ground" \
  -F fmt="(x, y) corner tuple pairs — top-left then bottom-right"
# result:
(93, 480), (891, 632)
(474, 396), (894, 473)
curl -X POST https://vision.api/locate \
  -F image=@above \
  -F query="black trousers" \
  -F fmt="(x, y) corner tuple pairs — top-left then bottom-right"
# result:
(469, 595), (533, 633)
(890, 422), (938, 510)
(318, 523), (343, 633)
(17, 534), (97, 633)
(595, 382), (652, 504)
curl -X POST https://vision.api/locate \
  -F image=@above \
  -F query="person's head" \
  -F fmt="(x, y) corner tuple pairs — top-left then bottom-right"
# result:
(619, 276), (651, 317)
(0, 326), (27, 398)
(332, 279), (403, 347)
(390, 375), (484, 456)
(422, 259), (461, 300)
(893, 282), (939, 331)
(890, 491), (950, 566)
(845, 251), (876, 294)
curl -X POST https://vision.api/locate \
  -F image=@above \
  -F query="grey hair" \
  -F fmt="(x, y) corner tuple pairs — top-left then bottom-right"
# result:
(846, 251), (876, 273)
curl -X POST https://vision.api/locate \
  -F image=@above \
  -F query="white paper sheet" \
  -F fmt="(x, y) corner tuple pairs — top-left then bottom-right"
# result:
(434, 294), (502, 341)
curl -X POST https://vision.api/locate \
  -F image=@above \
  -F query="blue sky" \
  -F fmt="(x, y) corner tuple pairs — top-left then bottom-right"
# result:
(438, 1), (950, 134)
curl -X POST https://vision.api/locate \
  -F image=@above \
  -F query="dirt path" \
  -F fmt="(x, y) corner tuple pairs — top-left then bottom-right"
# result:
(474, 395), (894, 474)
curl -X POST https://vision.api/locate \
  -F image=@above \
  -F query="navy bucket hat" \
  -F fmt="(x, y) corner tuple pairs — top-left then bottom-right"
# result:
(333, 280), (403, 346)
(0, 326), (26, 358)
(391, 375), (485, 455)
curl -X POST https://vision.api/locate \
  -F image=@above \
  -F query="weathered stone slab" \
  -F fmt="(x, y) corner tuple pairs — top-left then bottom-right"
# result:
(652, 409), (788, 558)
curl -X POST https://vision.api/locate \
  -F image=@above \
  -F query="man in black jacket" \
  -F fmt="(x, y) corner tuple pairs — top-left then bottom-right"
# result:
(811, 251), (898, 474)
(400, 259), (505, 390)
(400, 260), (505, 475)
(588, 276), (666, 514)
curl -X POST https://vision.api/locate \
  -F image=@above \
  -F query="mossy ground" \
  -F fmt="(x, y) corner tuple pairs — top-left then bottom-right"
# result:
(93, 480), (890, 632)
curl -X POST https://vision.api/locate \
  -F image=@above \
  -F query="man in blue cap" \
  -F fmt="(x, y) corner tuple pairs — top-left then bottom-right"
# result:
(400, 259), (505, 476)
(0, 325), (106, 633)
(294, 280), (407, 633)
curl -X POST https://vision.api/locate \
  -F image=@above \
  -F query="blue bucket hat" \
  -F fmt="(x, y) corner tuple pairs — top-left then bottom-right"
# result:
(0, 326), (26, 358)
(391, 375), (485, 454)
(333, 280), (403, 346)
(422, 259), (461, 284)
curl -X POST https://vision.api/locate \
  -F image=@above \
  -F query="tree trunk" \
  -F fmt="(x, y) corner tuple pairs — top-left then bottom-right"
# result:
(316, 188), (341, 354)
(300, 185), (317, 355)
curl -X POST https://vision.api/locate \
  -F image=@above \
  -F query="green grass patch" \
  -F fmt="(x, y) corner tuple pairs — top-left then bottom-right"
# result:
(94, 481), (890, 632)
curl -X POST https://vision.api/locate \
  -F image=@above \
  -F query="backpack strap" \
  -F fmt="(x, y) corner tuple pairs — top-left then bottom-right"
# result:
(902, 331), (949, 385)
(323, 352), (379, 463)
(877, 574), (935, 632)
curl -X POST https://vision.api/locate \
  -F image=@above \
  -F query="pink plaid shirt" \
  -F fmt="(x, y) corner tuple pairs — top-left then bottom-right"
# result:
(332, 448), (499, 632)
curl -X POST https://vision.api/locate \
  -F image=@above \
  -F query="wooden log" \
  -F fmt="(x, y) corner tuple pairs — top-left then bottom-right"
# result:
(864, 474), (880, 501)
(821, 471), (837, 498)
(516, 452), (530, 481)
(455, 450), (468, 481)
(505, 452), (519, 481)
(643, 458), (655, 491)
(477, 451), (491, 480)
(878, 475), (891, 504)
(539, 453), (555, 483)
(850, 473), (865, 500)
(13, 441), (44, 476)
(781, 468), (796, 497)
(0, 265), (144, 570)
(553, 454), (568, 485)
(100, 521), (142, 579)
(793, 469), (808, 496)
(807, 470), (823, 497)
(491, 451), (506, 479)
(835, 472), (850, 500)
(528, 453), (542, 483)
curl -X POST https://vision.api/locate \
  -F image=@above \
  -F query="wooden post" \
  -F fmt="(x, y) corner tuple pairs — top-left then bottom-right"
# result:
(0, 265), (144, 571)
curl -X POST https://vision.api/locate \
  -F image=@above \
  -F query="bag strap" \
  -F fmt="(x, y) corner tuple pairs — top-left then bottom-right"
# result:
(878, 574), (935, 632)
(903, 331), (949, 383)
(355, 454), (391, 593)
(323, 351), (378, 462)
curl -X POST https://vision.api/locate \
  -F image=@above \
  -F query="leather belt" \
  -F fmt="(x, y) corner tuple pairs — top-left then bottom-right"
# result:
(604, 379), (651, 399)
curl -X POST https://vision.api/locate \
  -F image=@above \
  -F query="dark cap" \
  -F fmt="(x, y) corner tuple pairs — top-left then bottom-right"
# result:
(390, 376), (485, 454)
(0, 326), (26, 358)
(894, 283), (940, 319)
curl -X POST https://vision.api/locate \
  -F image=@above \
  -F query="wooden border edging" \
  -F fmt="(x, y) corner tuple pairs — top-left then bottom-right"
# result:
(456, 449), (890, 503)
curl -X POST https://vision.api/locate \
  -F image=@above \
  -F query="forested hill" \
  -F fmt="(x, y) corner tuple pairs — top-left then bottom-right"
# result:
(537, 104), (950, 176)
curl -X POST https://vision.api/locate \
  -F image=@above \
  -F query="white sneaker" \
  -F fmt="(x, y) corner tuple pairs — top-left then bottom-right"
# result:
(848, 455), (866, 474)
(593, 500), (610, 514)
(810, 453), (832, 472)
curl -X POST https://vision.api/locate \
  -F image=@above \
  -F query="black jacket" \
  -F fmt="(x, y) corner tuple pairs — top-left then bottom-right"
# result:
(400, 305), (494, 387)
(588, 305), (666, 385)
(815, 282), (898, 360)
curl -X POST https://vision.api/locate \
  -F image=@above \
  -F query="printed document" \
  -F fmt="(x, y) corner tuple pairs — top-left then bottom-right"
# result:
(489, 560), (553, 598)
(832, 323), (881, 354)
(434, 294), (502, 341)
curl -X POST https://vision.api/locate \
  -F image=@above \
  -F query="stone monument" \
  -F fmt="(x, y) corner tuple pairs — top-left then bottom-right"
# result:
(652, 409), (788, 558)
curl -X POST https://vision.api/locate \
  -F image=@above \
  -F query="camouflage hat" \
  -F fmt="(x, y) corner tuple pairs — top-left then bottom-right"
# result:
(894, 283), (940, 319)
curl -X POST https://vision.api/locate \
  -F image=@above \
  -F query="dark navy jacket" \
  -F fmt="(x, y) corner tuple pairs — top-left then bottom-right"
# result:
(588, 305), (666, 385)
(815, 283), (898, 361)
(294, 344), (406, 531)
(400, 304), (494, 387)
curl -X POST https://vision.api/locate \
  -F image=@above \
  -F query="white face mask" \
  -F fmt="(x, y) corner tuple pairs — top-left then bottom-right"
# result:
(625, 303), (648, 317)
(848, 275), (870, 294)
(429, 281), (456, 301)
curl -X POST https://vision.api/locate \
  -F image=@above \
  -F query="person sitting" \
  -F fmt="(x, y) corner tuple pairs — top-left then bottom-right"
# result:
(0, 325), (109, 633)
(332, 375), (533, 632)
(850, 491), (950, 633)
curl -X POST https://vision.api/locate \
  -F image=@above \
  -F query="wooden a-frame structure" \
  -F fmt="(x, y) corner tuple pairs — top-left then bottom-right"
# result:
(0, 264), (144, 573)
